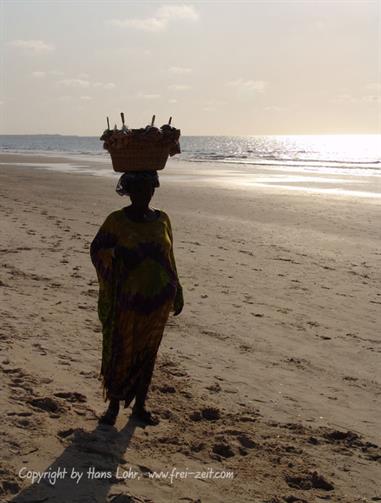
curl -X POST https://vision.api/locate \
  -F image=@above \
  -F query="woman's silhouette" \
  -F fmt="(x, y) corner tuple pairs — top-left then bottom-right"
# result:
(90, 171), (184, 426)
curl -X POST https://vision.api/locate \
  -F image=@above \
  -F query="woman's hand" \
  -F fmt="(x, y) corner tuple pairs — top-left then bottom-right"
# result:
(173, 284), (184, 316)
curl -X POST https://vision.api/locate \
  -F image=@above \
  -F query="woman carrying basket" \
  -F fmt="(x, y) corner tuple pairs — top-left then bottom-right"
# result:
(90, 171), (184, 426)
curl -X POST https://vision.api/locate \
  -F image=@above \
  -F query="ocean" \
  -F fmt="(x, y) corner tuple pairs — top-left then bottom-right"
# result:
(0, 134), (380, 173)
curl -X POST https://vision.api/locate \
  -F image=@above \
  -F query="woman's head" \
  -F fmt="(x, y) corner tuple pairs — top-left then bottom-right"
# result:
(116, 171), (159, 208)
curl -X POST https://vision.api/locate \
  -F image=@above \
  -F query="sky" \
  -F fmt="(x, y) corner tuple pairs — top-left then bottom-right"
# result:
(0, 0), (380, 136)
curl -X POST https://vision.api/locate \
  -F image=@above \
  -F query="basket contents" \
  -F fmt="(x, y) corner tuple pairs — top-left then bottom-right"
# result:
(100, 114), (181, 172)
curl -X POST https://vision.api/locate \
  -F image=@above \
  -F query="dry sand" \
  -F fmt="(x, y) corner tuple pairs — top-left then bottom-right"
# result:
(0, 153), (380, 503)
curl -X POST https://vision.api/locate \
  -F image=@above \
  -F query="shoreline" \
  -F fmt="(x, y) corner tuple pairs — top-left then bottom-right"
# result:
(1, 151), (381, 199)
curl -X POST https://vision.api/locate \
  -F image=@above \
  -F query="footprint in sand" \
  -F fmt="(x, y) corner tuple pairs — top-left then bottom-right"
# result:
(285, 471), (334, 491)
(239, 344), (254, 353)
(158, 409), (175, 420)
(3, 367), (39, 394)
(13, 417), (36, 429)
(78, 304), (95, 311)
(234, 432), (257, 450)
(58, 360), (71, 366)
(191, 407), (221, 422)
(28, 396), (64, 415)
(307, 320), (320, 327)
(54, 391), (87, 403)
(189, 441), (206, 453)
(211, 441), (235, 459)
(7, 410), (33, 418)
(201, 329), (228, 341)
(32, 342), (48, 355)
(79, 370), (98, 379)
(49, 281), (62, 288)
(82, 288), (98, 298)
(158, 385), (176, 394)
(206, 383), (222, 393)
(285, 357), (308, 370)
(180, 240), (201, 247)
(72, 404), (97, 418)
(322, 431), (381, 462)
(71, 272), (83, 279)
(239, 249), (254, 256)
(277, 307), (292, 314)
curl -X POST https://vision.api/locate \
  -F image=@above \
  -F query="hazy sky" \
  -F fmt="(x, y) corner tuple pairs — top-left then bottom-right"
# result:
(0, 0), (380, 135)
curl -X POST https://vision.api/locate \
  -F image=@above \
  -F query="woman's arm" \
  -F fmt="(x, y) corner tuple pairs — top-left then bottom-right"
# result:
(90, 214), (118, 284)
(165, 214), (184, 316)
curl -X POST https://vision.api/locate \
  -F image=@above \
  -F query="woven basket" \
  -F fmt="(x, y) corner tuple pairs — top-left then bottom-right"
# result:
(108, 143), (171, 172)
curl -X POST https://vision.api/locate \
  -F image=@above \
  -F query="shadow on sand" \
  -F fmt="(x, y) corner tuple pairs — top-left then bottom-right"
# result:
(9, 417), (143, 503)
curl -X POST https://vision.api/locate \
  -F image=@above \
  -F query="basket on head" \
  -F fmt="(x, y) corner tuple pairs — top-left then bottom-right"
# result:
(101, 115), (181, 172)
(109, 142), (171, 172)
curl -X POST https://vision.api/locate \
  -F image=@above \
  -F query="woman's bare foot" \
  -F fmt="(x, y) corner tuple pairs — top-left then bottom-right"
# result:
(131, 405), (159, 426)
(99, 399), (120, 425)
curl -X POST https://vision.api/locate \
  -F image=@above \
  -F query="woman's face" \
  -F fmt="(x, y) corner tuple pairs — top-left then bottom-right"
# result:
(128, 180), (155, 208)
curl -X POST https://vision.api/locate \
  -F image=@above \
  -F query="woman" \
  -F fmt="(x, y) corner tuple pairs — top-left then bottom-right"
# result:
(90, 171), (184, 426)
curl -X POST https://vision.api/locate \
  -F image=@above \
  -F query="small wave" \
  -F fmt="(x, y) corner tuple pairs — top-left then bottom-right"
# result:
(182, 157), (381, 171)
(192, 153), (248, 160)
(181, 153), (381, 167)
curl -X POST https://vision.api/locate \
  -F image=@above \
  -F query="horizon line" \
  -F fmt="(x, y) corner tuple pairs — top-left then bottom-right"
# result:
(0, 133), (380, 137)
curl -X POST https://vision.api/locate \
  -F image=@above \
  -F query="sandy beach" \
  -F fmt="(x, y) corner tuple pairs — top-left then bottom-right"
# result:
(0, 153), (380, 503)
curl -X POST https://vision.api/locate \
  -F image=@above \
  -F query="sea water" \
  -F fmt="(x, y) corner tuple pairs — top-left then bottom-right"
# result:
(0, 134), (380, 172)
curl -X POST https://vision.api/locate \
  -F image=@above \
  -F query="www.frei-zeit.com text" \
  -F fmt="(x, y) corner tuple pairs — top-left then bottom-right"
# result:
(19, 466), (235, 485)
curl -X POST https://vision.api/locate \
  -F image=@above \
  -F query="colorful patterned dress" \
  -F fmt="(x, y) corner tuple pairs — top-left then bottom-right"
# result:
(90, 208), (183, 407)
